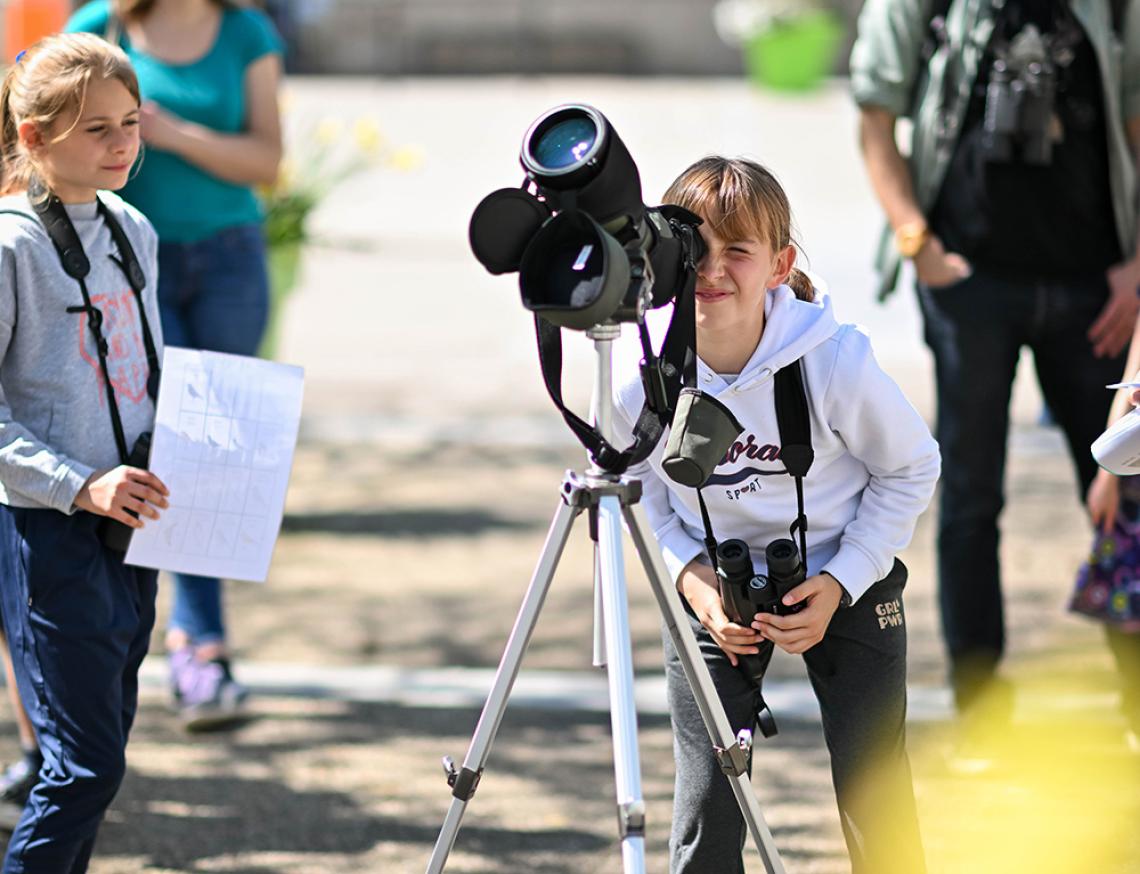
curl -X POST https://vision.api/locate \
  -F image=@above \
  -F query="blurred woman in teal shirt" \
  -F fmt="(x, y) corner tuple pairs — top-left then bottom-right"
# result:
(68, 0), (283, 731)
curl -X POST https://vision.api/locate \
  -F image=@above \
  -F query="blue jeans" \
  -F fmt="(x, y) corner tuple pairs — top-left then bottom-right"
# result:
(158, 224), (269, 644)
(0, 507), (157, 873)
(917, 270), (1124, 705)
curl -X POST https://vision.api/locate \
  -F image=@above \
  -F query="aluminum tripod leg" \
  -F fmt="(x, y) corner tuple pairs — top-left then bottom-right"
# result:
(595, 494), (647, 873)
(425, 494), (581, 874)
(623, 501), (787, 874)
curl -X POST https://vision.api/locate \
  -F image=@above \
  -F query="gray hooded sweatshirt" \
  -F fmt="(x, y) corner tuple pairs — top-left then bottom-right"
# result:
(0, 191), (161, 514)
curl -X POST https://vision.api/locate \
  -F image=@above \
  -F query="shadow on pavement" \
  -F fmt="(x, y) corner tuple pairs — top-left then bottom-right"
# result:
(281, 508), (535, 537)
(41, 700), (736, 872)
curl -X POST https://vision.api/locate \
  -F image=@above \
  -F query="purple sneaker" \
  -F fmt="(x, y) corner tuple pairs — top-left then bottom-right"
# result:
(169, 648), (250, 732)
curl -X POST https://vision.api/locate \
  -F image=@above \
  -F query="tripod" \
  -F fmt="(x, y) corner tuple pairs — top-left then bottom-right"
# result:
(426, 325), (786, 874)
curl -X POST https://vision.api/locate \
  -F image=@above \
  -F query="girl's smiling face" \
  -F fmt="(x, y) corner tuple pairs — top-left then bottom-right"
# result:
(21, 76), (141, 203)
(694, 222), (795, 338)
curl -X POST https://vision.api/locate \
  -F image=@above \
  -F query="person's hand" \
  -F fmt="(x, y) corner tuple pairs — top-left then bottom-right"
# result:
(677, 559), (763, 667)
(751, 573), (843, 655)
(1090, 259), (1140, 358)
(139, 101), (186, 152)
(1087, 468), (1121, 533)
(74, 466), (169, 528)
(913, 234), (972, 289)
(1127, 369), (1140, 407)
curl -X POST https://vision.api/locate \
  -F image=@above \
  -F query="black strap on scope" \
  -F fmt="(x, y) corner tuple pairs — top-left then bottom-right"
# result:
(534, 236), (699, 475)
(4, 183), (159, 465)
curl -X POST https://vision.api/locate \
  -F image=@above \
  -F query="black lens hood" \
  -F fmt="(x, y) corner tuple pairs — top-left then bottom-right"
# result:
(518, 210), (629, 330)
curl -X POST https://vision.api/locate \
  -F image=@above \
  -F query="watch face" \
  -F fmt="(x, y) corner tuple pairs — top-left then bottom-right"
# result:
(896, 226), (928, 258)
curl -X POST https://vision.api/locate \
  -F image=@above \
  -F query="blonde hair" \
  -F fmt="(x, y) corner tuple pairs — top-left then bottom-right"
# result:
(663, 156), (814, 302)
(0, 32), (140, 197)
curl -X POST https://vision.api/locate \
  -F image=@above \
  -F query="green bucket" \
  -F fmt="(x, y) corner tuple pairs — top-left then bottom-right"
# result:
(742, 10), (843, 92)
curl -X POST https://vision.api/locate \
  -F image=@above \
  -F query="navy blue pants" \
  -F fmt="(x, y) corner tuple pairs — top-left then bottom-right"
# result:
(0, 507), (157, 874)
(917, 271), (1124, 706)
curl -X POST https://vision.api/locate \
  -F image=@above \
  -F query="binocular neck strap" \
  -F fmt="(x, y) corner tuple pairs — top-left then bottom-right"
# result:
(70, 273), (132, 465)
(20, 189), (158, 465)
(696, 487), (720, 574)
(774, 359), (813, 561)
(97, 197), (160, 402)
(695, 358), (815, 575)
(791, 477), (808, 568)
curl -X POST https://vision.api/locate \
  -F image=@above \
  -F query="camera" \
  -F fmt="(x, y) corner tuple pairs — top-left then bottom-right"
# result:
(981, 46), (1058, 166)
(97, 430), (152, 552)
(716, 538), (807, 625)
(468, 104), (706, 330)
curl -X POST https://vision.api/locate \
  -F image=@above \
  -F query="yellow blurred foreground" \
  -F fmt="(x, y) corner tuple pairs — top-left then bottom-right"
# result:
(909, 661), (1140, 874)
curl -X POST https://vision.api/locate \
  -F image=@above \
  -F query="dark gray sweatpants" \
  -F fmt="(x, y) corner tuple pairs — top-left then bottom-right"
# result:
(663, 559), (926, 874)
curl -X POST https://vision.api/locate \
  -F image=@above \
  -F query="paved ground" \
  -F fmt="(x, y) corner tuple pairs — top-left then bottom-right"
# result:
(1, 77), (1137, 873)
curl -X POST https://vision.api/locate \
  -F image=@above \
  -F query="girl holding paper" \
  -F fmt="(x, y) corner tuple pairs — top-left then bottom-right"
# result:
(0, 33), (167, 871)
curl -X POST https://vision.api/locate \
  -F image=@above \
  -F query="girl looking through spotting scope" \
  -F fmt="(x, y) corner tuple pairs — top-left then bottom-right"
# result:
(0, 32), (167, 872)
(612, 157), (940, 873)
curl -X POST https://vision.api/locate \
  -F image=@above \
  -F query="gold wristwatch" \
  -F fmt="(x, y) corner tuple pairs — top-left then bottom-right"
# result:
(894, 221), (930, 259)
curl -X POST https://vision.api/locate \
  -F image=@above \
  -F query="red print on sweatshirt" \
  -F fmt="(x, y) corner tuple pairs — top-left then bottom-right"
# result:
(76, 288), (149, 406)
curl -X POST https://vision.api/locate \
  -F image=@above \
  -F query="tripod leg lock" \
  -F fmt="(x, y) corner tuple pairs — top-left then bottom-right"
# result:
(616, 799), (646, 838)
(714, 729), (753, 777)
(442, 756), (483, 801)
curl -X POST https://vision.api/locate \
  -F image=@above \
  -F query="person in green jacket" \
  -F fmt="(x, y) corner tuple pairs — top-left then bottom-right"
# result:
(851, 0), (1140, 717)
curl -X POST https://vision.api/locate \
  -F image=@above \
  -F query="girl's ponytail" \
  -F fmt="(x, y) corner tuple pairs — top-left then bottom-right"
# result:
(786, 267), (815, 302)
(0, 66), (21, 196)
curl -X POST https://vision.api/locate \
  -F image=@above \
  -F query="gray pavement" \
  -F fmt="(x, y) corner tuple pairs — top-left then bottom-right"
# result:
(1, 77), (1136, 873)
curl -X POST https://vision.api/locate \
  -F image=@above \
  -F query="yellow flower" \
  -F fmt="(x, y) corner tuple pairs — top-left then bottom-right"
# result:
(315, 118), (344, 146)
(275, 158), (296, 193)
(263, 110), (426, 247)
(353, 118), (385, 155)
(387, 146), (424, 172)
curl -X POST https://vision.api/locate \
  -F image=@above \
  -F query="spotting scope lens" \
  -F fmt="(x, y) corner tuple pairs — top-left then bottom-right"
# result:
(522, 105), (606, 186)
(530, 117), (598, 171)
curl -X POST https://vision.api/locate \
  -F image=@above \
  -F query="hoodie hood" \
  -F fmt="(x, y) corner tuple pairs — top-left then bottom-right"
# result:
(702, 284), (840, 389)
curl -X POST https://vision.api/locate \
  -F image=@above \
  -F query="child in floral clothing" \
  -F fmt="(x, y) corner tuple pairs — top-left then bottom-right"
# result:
(1080, 378), (1140, 749)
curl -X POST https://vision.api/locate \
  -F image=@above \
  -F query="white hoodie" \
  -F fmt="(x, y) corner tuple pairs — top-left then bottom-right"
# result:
(612, 286), (941, 604)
